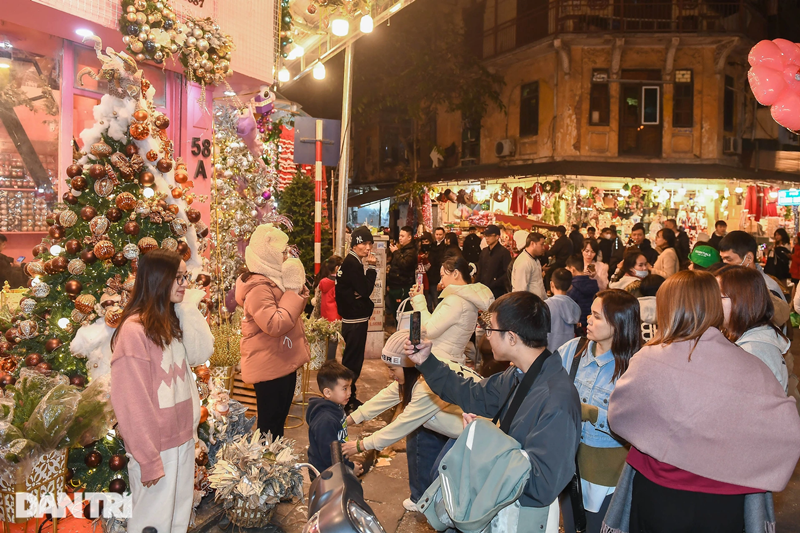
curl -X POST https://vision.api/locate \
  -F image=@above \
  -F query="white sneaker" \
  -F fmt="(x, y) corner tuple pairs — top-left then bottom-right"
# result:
(402, 498), (418, 512)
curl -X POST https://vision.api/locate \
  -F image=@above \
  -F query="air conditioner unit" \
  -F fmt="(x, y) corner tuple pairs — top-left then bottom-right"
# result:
(495, 139), (515, 157)
(779, 127), (800, 147)
(723, 137), (741, 154)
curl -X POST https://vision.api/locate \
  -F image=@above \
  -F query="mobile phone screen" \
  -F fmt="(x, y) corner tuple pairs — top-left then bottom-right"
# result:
(17, 256), (25, 263)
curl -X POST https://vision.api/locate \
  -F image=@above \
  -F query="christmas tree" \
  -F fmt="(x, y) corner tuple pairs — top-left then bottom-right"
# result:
(0, 37), (207, 494)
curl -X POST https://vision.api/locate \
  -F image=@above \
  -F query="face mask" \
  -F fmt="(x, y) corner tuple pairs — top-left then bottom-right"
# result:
(634, 269), (648, 278)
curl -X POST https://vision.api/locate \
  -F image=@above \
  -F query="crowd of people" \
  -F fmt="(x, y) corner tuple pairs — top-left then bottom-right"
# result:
(101, 215), (800, 532)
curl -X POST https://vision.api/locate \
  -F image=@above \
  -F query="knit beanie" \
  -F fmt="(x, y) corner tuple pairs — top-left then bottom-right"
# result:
(246, 223), (289, 290)
(351, 226), (374, 247)
(381, 330), (416, 368)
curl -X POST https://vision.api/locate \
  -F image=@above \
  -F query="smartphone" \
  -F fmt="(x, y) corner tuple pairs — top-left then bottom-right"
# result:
(410, 311), (421, 346)
(17, 256), (25, 263)
(587, 263), (596, 274)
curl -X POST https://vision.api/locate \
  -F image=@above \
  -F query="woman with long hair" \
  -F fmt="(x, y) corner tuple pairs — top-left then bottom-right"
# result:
(558, 289), (641, 533)
(610, 251), (648, 291)
(607, 270), (800, 533)
(651, 228), (679, 278)
(343, 330), (482, 513)
(314, 255), (343, 322)
(235, 223), (310, 439)
(444, 231), (461, 252)
(765, 228), (792, 282)
(110, 249), (213, 533)
(582, 239), (609, 290)
(717, 266), (790, 392)
(408, 253), (494, 363)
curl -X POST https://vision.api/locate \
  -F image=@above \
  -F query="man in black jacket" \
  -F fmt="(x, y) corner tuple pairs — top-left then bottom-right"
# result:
(544, 225), (573, 286)
(629, 223), (658, 265)
(476, 224), (512, 299)
(462, 226), (482, 265)
(386, 226), (417, 324)
(335, 226), (377, 412)
(664, 219), (690, 266)
(406, 292), (580, 530)
(569, 224), (584, 255)
(708, 220), (727, 249)
(427, 227), (447, 303)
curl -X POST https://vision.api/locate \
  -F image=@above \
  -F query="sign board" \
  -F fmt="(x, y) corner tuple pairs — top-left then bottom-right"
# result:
(778, 189), (800, 206)
(293, 117), (342, 166)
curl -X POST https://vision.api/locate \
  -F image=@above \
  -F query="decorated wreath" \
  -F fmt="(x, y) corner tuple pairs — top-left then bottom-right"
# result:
(492, 184), (512, 203)
(119, 0), (234, 87)
(541, 180), (561, 194)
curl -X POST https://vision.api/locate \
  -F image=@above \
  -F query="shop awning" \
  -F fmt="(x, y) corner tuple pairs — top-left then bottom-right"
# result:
(494, 214), (557, 232)
(418, 160), (800, 184)
(346, 188), (396, 207)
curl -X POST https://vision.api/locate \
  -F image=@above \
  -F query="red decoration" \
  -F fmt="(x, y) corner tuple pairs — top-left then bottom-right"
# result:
(109, 479), (126, 494)
(109, 454), (127, 471)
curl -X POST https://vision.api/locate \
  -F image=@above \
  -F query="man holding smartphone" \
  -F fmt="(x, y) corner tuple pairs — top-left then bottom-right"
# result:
(336, 226), (378, 413)
(0, 234), (27, 289)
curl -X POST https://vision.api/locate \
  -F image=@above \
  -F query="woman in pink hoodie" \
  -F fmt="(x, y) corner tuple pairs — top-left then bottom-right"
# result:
(235, 223), (310, 439)
(111, 249), (213, 533)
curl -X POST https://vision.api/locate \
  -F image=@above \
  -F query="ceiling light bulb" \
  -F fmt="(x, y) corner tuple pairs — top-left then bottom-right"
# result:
(49, 244), (62, 255)
(360, 14), (374, 33)
(734, 186), (743, 194)
(579, 188), (588, 197)
(278, 67), (291, 83)
(287, 45), (304, 60)
(224, 90), (236, 97)
(331, 18), (349, 37)
(313, 61), (326, 80)
(390, 2), (403, 13)
(76, 29), (94, 38)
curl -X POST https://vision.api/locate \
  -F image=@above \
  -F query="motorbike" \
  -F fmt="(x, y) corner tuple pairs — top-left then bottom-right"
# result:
(302, 441), (386, 533)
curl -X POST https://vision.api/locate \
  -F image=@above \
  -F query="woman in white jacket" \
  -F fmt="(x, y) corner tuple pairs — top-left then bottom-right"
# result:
(651, 228), (680, 279)
(408, 253), (494, 364)
(342, 330), (482, 512)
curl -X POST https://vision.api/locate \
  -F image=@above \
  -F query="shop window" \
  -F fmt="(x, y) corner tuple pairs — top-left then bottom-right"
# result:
(672, 69), (693, 128)
(589, 70), (610, 126)
(519, 81), (539, 137)
(724, 75), (735, 132)
(461, 117), (481, 166)
(642, 86), (660, 125)
(0, 31), (61, 233)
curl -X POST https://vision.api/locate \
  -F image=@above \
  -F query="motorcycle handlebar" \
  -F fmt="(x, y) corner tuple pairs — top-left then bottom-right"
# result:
(330, 440), (343, 465)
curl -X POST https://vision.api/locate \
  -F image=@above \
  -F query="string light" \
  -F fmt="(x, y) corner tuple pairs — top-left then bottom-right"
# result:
(278, 67), (291, 83)
(143, 187), (155, 198)
(331, 18), (349, 37)
(57, 318), (70, 329)
(360, 14), (374, 33)
(49, 244), (62, 255)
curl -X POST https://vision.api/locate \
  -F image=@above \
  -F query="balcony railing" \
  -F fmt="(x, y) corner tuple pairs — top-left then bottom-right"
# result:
(482, 0), (767, 59)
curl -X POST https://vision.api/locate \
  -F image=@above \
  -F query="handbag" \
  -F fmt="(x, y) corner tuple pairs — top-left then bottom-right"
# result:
(566, 337), (590, 533)
(396, 297), (414, 331)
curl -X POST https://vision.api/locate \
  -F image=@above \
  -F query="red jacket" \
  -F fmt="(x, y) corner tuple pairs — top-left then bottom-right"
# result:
(235, 274), (310, 384)
(791, 244), (800, 281)
(319, 277), (340, 321)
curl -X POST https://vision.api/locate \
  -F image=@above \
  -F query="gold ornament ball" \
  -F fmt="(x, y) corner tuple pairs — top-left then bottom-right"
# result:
(67, 258), (86, 276)
(138, 32), (148, 42)
(93, 240), (115, 260)
(197, 39), (210, 52)
(147, 14), (156, 24)
(193, 28), (204, 39)
(126, 5), (136, 13)
(126, 12), (137, 22)
(75, 294), (97, 314)
(131, 41), (144, 53)
(136, 53), (145, 62)
(138, 237), (159, 255)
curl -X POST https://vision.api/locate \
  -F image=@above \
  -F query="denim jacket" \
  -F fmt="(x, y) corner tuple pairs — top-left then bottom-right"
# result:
(558, 337), (625, 449)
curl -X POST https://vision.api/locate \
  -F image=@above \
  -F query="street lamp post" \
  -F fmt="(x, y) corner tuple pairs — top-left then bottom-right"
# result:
(336, 42), (354, 256)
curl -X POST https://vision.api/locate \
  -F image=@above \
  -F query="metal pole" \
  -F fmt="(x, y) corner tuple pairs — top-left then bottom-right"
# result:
(335, 42), (355, 256)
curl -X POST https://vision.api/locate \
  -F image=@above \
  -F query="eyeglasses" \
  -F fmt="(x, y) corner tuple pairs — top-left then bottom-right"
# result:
(484, 327), (511, 338)
(175, 273), (190, 286)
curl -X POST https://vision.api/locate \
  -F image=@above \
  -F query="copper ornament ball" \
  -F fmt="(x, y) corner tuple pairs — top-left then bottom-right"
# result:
(133, 109), (149, 122)
(85, 451), (102, 468)
(80, 205), (97, 222)
(24, 353), (43, 367)
(109, 479), (126, 495)
(109, 454), (128, 471)
(45, 338), (63, 353)
(140, 171), (155, 186)
(115, 192), (137, 211)
(35, 362), (52, 374)
(51, 256), (68, 273)
(70, 375), (86, 387)
(93, 240), (115, 260)
(65, 279), (83, 296)
(157, 159), (173, 173)
(65, 239), (82, 255)
(106, 207), (123, 222)
(80, 249), (97, 264)
(0, 341), (9, 355)
(123, 221), (141, 236)
(66, 164), (83, 178)
(125, 144), (139, 157)
(48, 225), (65, 239)
(170, 187), (183, 199)
(62, 192), (78, 205)
(105, 307), (123, 328)
(186, 208), (201, 224)
(111, 252), (128, 267)
(174, 170), (188, 184)
(167, 204), (179, 215)
(0, 373), (16, 390)
(176, 241), (191, 261)
(89, 164), (106, 179)
(4, 329), (18, 344)
(146, 150), (159, 162)
(70, 175), (88, 191)
(32, 244), (47, 257)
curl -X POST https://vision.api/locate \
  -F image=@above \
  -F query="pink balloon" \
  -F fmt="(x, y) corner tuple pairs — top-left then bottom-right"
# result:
(773, 39), (800, 66)
(771, 91), (800, 131)
(782, 65), (800, 93)
(748, 40), (787, 69)
(748, 64), (788, 106)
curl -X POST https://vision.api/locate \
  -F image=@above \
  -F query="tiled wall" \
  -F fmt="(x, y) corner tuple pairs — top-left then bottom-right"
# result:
(32, 0), (275, 83)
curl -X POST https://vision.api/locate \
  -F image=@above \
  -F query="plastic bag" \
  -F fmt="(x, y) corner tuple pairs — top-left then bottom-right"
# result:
(23, 383), (80, 450)
(0, 396), (13, 424)
(9, 370), (68, 428)
(59, 374), (115, 448)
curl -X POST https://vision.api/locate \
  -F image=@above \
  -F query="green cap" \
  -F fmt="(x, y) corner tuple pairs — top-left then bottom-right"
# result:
(689, 245), (720, 268)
